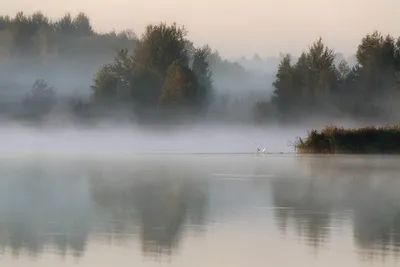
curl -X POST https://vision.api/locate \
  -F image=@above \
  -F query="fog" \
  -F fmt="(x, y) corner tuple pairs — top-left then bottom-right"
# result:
(0, 53), (275, 100)
(0, 12), (397, 158)
(0, 109), (375, 158)
(0, 52), (363, 157)
(0, 51), (379, 157)
(0, 55), (110, 97)
(0, 123), (300, 156)
(0, 54), (277, 125)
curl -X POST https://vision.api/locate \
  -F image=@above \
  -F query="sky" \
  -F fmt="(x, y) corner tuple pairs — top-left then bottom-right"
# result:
(1, 0), (400, 59)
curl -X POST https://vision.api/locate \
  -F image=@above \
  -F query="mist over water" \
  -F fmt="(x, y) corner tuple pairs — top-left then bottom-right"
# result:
(0, 9), (399, 267)
(0, 112), (370, 156)
(0, 123), (308, 155)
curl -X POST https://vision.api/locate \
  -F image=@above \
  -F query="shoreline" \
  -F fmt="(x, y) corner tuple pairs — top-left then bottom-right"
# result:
(295, 125), (400, 154)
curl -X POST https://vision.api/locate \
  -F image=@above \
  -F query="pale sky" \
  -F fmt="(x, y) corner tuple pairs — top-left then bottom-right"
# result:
(1, 0), (400, 59)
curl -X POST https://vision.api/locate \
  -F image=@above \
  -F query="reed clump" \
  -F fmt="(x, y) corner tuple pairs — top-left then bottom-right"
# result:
(295, 125), (400, 154)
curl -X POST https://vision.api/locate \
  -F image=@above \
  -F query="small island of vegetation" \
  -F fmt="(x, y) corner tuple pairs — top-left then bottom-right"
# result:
(295, 125), (400, 154)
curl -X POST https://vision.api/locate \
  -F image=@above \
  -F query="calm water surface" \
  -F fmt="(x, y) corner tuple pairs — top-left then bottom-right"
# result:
(0, 154), (400, 267)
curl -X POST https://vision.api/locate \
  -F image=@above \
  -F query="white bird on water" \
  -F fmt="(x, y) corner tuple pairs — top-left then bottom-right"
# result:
(257, 148), (267, 153)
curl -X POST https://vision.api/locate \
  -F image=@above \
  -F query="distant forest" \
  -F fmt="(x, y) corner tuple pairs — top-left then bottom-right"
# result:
(0, 11), (399, 125)
(270, 34), (400, 124)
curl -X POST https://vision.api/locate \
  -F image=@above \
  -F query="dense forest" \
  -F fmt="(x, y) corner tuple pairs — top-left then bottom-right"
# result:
(0, 11), (272, 124)
(269, 34), (400, 124)
(0, 11), (399, 125)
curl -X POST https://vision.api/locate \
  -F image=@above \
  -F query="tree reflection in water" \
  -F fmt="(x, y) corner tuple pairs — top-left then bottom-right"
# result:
(89, 165), (209, 258)
(0, 159), (209, 260)
(271, 155), (400, 261)
(1, 155), (400, 264)
(0, 162), (91, 259)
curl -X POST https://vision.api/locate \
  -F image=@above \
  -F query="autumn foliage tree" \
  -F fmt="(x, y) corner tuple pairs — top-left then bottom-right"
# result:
(159, 60), (199, 108)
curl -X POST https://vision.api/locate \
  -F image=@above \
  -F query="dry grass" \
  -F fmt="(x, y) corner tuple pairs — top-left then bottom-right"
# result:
(295, 125), (400, 154)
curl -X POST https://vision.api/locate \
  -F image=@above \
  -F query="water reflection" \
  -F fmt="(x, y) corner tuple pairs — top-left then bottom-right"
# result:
(272, 178), (333, 249)
(0, 158), (209, 260)
(1, 155), (400, 266)
(272, 155), (400, 260)
(90, 167), (208, 257)
(0, 162), (92, 259)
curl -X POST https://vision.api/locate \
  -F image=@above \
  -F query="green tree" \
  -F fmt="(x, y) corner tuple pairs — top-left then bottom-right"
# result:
(339, 32), (400, 118)
(292, 52), (311, 107)
(134, 22), (189, 76)
(304, 38), (340, 109)
(355, 33), (399, 99)
(130, 66), (164, 107)
(0, 11), (137, 57)
(72, 13), (93, 36)
(54, 13), (75, 36)
(271, 54), (295, 114)
(337, 60), (351, 80)
(9, 12), (35, 54)
(23, 79), (56, 118)
(91, 22), (208, 112)
(91, 64), (120, 105)
(271, 38), (340, 118)
(91, 49), (139, 104)
(191, 45), (213, 108)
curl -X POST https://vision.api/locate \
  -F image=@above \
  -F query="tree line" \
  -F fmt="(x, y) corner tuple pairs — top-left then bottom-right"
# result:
(0, 11), (136, 58)
(0, 11), (267, 124)
(267, 32), (400, 123)
(1, 11), (398, 125)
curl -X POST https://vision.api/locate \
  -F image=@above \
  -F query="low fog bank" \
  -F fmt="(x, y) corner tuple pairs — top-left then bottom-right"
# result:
(0, 116), (369, 156)
(0, 12), (397, 156)
(0, 123), (297, 155)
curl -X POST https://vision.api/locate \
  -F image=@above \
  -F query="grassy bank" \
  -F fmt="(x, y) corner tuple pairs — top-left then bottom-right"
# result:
(295, 125), (400, 154)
